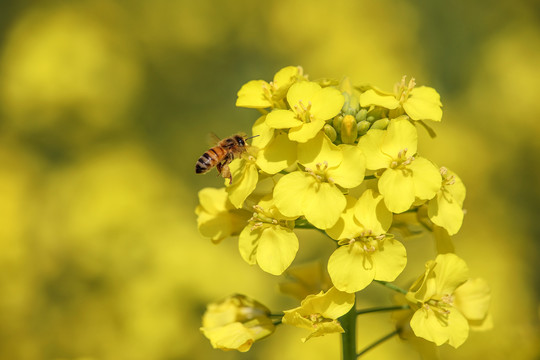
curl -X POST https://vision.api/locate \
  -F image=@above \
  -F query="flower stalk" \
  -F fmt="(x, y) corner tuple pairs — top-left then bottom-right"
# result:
(340, 296), (357, 360)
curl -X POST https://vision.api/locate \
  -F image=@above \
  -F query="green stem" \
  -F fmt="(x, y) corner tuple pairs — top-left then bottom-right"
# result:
(357, 329), (399, 358)
(364, 175), (377, 180)
(340, 296), (357, 360)
(374, 280), (408, 294)
(356, 304), (409, 315)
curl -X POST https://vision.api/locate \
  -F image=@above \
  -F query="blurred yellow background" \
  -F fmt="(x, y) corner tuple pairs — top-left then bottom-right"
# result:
(0, 0), (539, 359)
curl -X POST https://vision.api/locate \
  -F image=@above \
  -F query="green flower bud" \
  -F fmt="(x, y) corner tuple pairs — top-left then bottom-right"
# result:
(324, 124), (338, 142)
(341, 92), (351, 113)
(356, 108), (368, 122)
(366, 115), (376, 123)
(370, 118), (390, 130)
(357, 120), (371, 136)
(342, 93), (359, 116)
(367, 107), (386, 120)
(333, 115), (344, 133)
(340, 115), (358, 144)
(340, 77), (360, 116)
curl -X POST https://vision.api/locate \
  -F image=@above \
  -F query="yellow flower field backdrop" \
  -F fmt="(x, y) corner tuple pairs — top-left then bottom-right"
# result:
(0, 0), (538, 359)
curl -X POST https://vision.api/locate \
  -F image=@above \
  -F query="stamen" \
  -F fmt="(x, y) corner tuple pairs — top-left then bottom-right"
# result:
(251, 222), (263, 231)
(441, 294), (454, 305)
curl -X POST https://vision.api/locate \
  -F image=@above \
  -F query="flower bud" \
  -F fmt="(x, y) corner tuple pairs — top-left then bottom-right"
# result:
(340, 115), (358, 144)
(341, 92), (360, 116)
(366, 115), (376, 123)
(324, 124), (338, 142)
(201, 294), (276, 352)
(333, 115), (343, 133)
(367, 107), (386, 121)
(355, 108), (368, 122)
(357, 120), (371, 135)
(371, 118), (390, 130)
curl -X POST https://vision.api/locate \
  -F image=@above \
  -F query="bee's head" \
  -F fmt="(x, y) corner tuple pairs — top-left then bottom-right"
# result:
(235, 135), (246, 147)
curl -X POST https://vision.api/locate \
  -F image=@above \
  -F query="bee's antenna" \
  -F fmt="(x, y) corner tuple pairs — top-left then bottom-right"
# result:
(245, 135), (260, 140)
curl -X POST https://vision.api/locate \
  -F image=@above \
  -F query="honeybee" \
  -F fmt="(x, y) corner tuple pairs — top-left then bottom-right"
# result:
(195, 133), (257, 184)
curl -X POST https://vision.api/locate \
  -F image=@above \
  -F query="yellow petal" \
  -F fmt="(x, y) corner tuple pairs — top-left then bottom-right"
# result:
(238, 226), (259, 265)
(282, 307), (314, 329)
(353, 189), (392, 234)
(357, 129), (392, 170)
(302, 182), (346, 229)
(227, 162), (259, 208)
(378, 168), (415, 213)
(326, 195), (364, 240)
(287, 81), (321, 108)
(433, 253), (469, 295)
(201, 322), (255, 352)
(297, 131), (342, 168)
(251, 115), (274, 149)
(288, 120), (326, 143)
(453, 278), (491, 321)
(403, 86), (443, 122)
(301, 287), (355, 319)
(266, 109), (303, 129)
(256, 132), (297, 174)
(446, 169), (466, 206)
(236, 80), (272, 108)
(256, 226), (299, 275)
(410, 157), (442, 200)
(273, 172), (313, 217)
(327, 145), (365, 188)
(198, 187), (230, 213)
(359, 89), (400, 109)
(433, 225), (455, 254)
(428, 191), (464, 235)
(197, 210), (245, 242)
(410, 307), (469, 348)
(310, 86), (345, 120)
(302, 320), (344, 342)
(328, 243), (375, 293)
(272, 66), (300, 99)
(371, 238), (407, 281)
(381, 116), (418, 158)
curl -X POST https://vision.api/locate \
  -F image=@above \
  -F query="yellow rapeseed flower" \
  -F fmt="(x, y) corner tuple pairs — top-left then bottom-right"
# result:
(358, 116), (441, 213)
(427, 167), (466, 235)
(265, 81), (344, 143)
(406, 254), (491, 348)
(236, 66), (303, 109)
(195, 187), (250, 243)
(327, 190), (407, 293)
(225, 149), (259, 208)
(252, 116), (298, 175)
(359, 76), (443, 122)
(282, 287), (354, 342)
(273, 132), (365, 229)
(201, 294), (275, 352)
(238, 194), (299, 275)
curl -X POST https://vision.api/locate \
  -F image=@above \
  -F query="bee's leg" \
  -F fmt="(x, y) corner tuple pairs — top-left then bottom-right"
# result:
(221, 164), (232, 185)
(216, 161), (224, 176)
(218, 154), (234, 185)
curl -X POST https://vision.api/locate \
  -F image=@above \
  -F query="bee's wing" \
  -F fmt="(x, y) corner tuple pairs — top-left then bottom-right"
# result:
(207, 132), (221, 146)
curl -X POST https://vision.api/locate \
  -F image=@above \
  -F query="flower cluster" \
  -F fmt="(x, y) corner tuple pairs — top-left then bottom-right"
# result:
(197, 66), (491, 355)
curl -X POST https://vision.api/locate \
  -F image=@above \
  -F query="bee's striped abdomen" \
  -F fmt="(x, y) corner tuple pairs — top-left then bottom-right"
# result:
(195, 147), (224, 174)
